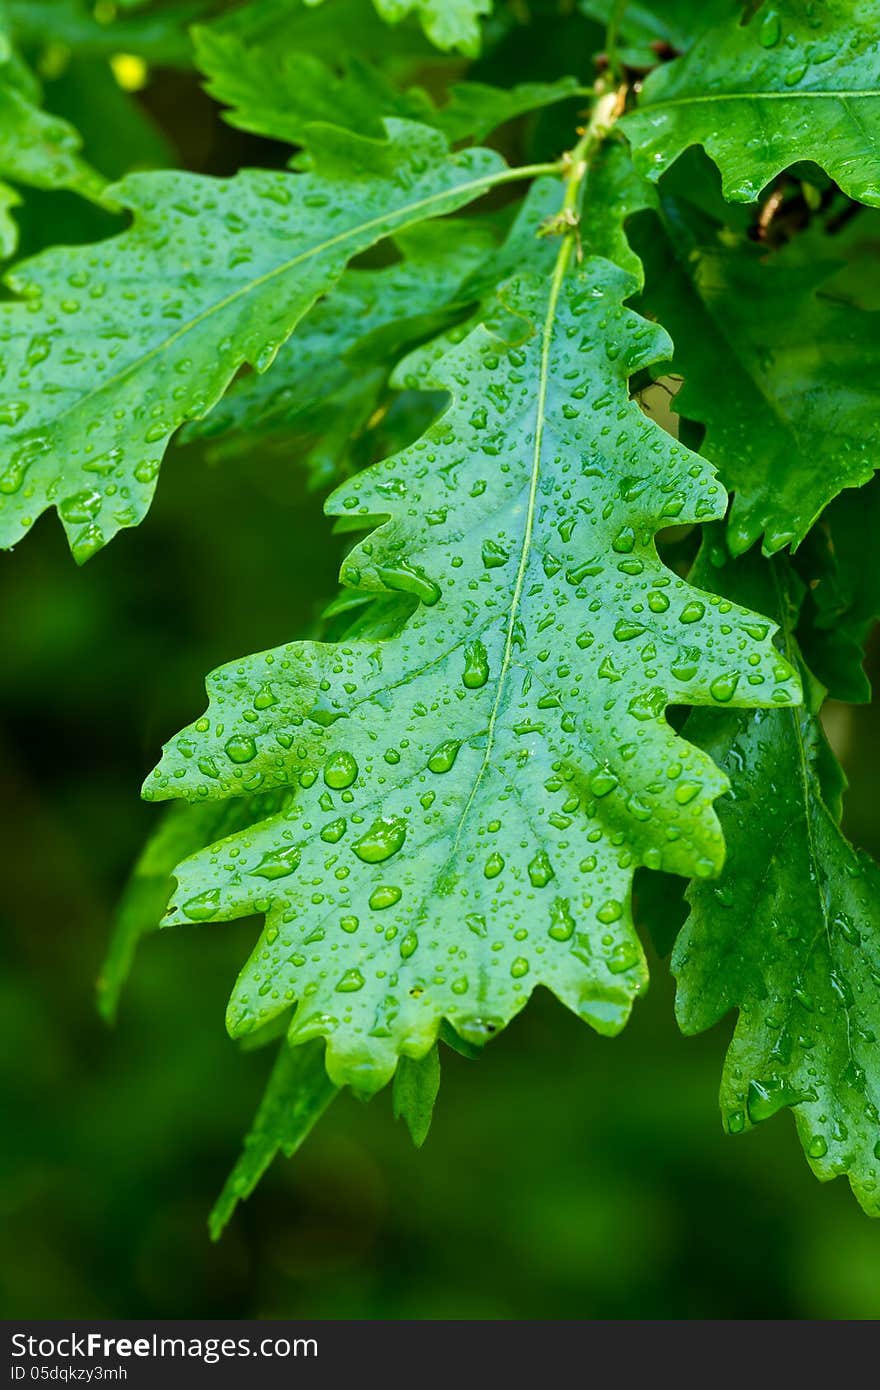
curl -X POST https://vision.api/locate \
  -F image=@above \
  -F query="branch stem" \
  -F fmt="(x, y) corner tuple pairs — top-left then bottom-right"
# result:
(605, 0), (630, 82)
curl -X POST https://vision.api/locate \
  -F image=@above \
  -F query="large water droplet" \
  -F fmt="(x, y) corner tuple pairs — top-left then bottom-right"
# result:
(182, 888), (222, 921)
(481, 539), (509, 569)
(679, 601), (705, 625)
(528, 849), (555, 887)
(251, 846), (300, 879)
(353, 816), (406, 863)
(225, 734), (257, 764)
(710, 671), (740, 703)
(369, 884), (401, 910)
(336, 968), (365, 993)
(376, 561), (441, 606)
(746, 1076), (802, 1123)
(462, 640), (489, 689)
(614, 619), (647, 642)
(548, 897), (574, 941)
(484, 851), (504, 879)
(758, 8), (781, 46)
(589, 767), (618, 797)
(253, 683), (278, 710)
(324, 751), (358, 789)
(673, 781), (701, 806)
(428, 739), (461, 773)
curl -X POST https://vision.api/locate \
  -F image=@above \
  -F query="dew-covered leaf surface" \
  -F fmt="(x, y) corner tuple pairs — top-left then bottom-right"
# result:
(0, 121), (512, 559)
(147, 258), (799, 1092)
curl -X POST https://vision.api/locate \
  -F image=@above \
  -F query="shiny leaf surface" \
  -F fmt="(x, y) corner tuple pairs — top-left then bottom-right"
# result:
(147, 259), (799, 1092)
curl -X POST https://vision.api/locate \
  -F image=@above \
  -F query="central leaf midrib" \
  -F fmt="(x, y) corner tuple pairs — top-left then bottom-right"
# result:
(650, 88), (880, 109)
(449, 238), (573, 856)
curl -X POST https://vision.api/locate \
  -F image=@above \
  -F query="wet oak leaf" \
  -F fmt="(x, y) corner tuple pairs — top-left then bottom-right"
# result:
(622, 0), (880, 206)
(632, 198), (880, 555)
(676, 547), (880, 1216)
(146, 258), (799, 1093)
(0, 120), (522, 560)
(98, 790), (294, 1023)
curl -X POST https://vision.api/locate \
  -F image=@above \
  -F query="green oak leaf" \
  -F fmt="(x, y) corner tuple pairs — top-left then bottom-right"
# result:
(102, 588), (425, 1026)
(288, 371), (387, 492)
(210, 1038), (338, 1239)
(188, 161), (645, 489)
(192, 144), (650, 486)
(370, 0), (491, 55)
(430, 78), (583, 145)
(193, 26), (580, 146)
(675, 542), (880, 1216)
(145, 258), (799, 1093)
(0, 55), (106, 214)
(621, 0), (880, 206)
(228, 0), (492, 56)
(0, 119), (530, 560)
(796, 207), (880, 312)
(631, 198), (880, 554)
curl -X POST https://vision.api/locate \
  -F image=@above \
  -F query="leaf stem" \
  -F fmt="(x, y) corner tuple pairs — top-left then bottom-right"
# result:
(557, 77), (626, 243)
(605, 0), (630, 83)
(496, 160), (570, 183)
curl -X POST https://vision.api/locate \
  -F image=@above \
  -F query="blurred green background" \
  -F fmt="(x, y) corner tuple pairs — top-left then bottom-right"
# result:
(2, 4), (880, 1322)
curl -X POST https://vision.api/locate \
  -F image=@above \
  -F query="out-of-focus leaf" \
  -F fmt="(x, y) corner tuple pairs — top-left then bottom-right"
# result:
(8, 0), (202, 66)
(392, 1045), (441, 1146)
(209, 1039), (338, 1239)
(0, 62), (106, 205)
(98, 792), (290, 1022)
(194, 27), (580, 145)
